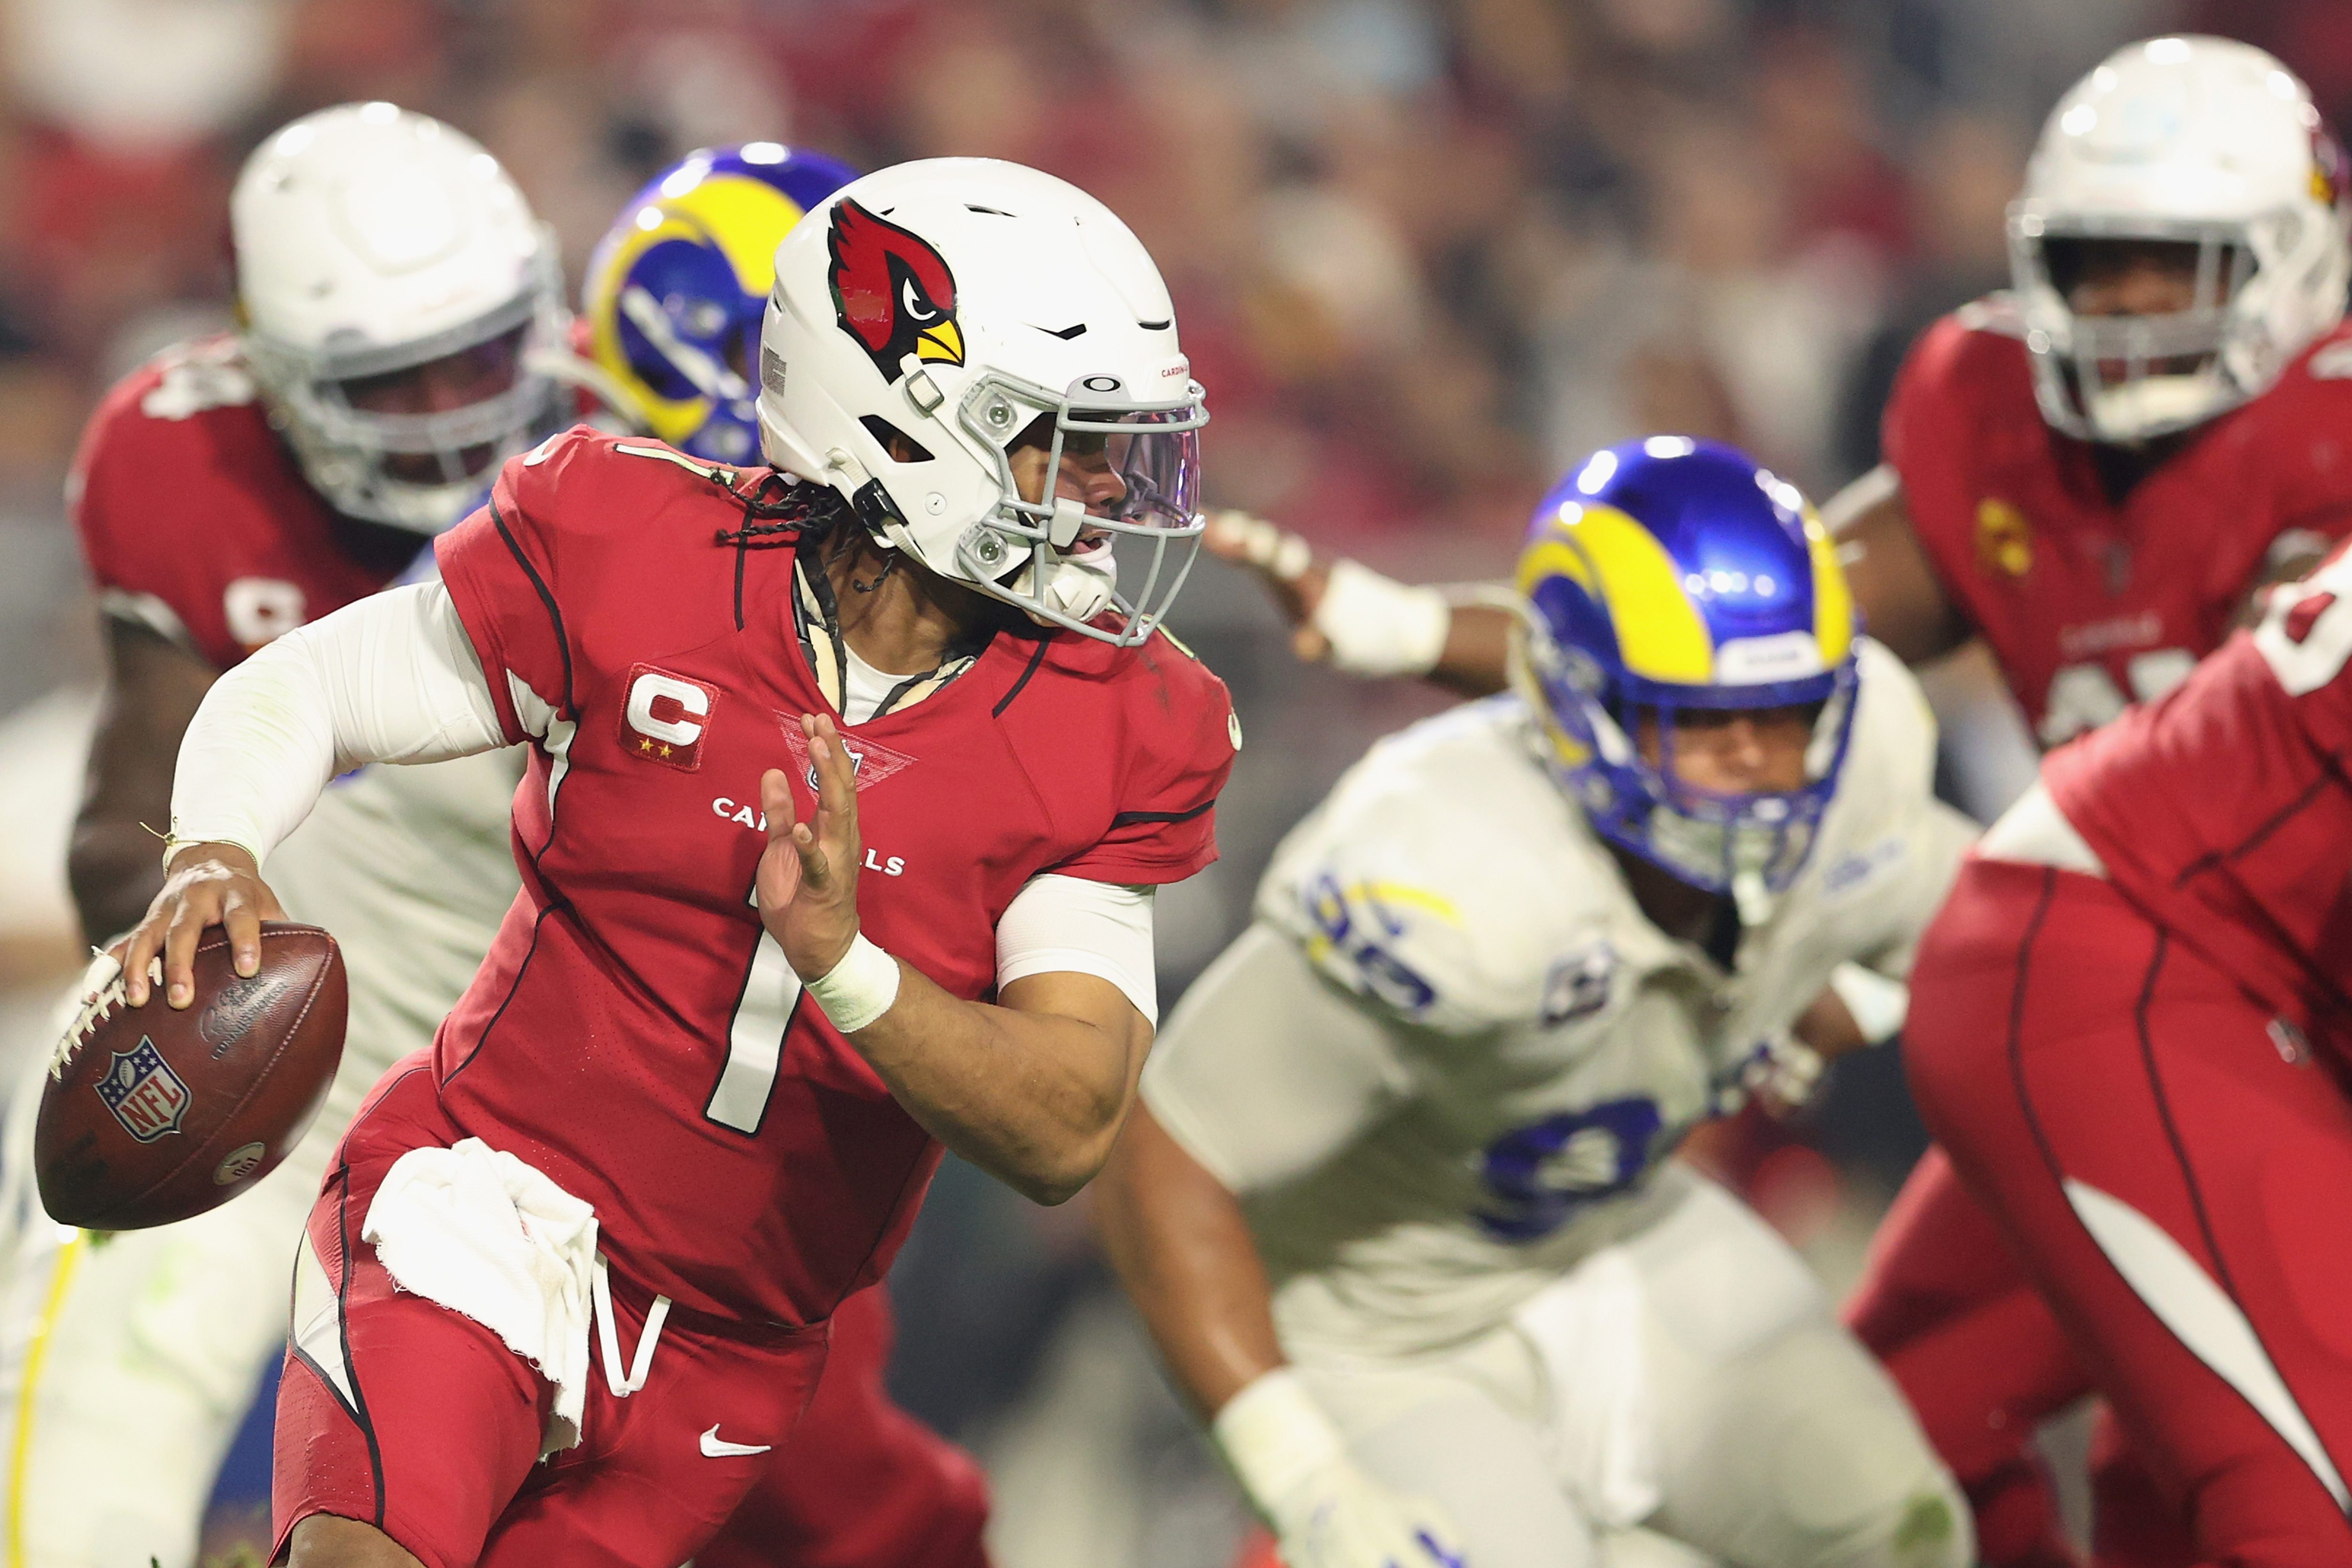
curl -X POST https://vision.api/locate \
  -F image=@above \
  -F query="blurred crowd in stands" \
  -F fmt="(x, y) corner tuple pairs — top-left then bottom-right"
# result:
(1, 0), (2339, 1560)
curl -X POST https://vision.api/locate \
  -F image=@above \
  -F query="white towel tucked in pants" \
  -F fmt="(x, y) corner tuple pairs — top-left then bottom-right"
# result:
(361, 1137), (600, 1453)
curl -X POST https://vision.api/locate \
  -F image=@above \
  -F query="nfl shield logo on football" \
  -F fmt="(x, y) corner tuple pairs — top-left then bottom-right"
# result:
(94, 1038), (191, 1143)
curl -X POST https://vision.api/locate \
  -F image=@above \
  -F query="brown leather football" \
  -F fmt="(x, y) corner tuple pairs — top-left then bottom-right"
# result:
(37, 922), (347, 1230)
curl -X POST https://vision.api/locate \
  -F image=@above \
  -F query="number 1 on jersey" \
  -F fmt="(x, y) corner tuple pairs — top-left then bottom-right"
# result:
(710, 888), (804, 1134)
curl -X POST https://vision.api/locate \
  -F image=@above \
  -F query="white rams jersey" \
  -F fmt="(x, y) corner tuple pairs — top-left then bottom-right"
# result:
(1143, 639), (1974, 1357)
(263, 737), (521, 1134)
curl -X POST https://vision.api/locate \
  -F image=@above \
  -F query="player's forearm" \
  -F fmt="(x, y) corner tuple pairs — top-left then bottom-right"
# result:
(1430, 601), (1513, 697)
(846, 966), (1145, 1206)
(169, 583), (506, 864)
(73, 617), (216, 944)
(1311, 559), (1512, 694)
(1095, 1101), (1285, 1419)
(1824, 468), (1972, 665)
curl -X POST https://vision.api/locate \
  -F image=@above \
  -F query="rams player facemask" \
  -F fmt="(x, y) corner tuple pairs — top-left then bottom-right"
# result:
(1514, 437), (1859, 901)
(584, 142), (858, 464)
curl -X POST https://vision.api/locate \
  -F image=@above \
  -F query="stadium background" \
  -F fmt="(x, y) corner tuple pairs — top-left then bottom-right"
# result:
(0, 0), (2335, 1560)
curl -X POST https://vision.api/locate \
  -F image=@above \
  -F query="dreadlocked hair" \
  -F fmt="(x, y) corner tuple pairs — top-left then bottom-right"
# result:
(714, 470), (848, 549)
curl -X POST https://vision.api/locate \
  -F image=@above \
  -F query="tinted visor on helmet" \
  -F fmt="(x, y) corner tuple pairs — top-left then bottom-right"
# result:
(954, 371), (1207, 646)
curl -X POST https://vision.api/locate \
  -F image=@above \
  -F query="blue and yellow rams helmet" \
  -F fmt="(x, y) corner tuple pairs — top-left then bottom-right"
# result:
(1514, 436), (1859, 897)
(583, 142), (857, 463)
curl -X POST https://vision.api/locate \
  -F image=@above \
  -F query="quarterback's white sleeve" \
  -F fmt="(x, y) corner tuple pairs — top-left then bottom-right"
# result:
(169, 582), (507, 865)
(996, 875), (1157, 1023)
(1142, 924), (1416, 1195)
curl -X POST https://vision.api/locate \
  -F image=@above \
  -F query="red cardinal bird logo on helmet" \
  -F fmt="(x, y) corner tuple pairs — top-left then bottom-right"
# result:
(827, 198), (966, 384)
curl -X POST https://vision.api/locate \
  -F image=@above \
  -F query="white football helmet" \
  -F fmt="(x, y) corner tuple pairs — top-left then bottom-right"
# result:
(2009, 36), (2352, 444)
(756, 158), (1207, 645)
(232, 102), (569, 533)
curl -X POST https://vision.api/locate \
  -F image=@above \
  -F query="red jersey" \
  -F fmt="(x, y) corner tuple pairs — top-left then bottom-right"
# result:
(430, 428), (1237, 1325)
(69, 336), (412, 668)
(2045, 539), (2352, 1047)
(1885, 299), (2352, 745)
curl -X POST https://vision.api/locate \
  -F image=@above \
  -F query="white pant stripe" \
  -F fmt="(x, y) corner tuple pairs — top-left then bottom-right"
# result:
(290, 1233), (359, 1417)
(2064, 1178), (2350, 1511)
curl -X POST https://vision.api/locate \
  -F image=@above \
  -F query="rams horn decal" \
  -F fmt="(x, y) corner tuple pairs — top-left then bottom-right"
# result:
(827, 198), (965, 383)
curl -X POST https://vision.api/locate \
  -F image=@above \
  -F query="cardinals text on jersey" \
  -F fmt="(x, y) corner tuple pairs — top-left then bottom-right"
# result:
(426, 426), (1236, 1325)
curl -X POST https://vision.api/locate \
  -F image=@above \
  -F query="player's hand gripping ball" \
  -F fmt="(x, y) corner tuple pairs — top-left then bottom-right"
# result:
(37, 925), (346, 1229)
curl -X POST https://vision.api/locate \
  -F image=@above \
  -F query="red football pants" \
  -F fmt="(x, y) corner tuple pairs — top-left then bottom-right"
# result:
(1904, 858), (2352, 1567)
(1845, 1144), (2094, 1566)
(698, 1284), (991, 1568)
(1846, 1146), (2203, 1568)
(273, 1070), (830, 1568)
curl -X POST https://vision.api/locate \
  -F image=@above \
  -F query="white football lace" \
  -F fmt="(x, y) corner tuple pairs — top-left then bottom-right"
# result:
(48, 950), (145, 1079)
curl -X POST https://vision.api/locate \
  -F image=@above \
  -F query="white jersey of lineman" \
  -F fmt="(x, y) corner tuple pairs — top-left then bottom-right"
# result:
(268, 743), (521, 1134)
(1144, 640), (1977, 1564)
(0, 617), (519, 1568)
(1147, 638), (1973, 1359)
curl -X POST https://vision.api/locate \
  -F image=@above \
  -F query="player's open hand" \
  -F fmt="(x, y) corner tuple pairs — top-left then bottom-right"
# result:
(757, 713), (863, 982)
(1202, 510), (1337, 661)
(115, 843), (287, 1009)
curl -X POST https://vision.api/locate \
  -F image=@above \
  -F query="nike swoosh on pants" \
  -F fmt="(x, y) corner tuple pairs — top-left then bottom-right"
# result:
(699, 1423), (773, 1458)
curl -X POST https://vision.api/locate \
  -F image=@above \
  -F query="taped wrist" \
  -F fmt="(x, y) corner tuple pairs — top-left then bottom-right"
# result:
(1216, 511), (1314, 581)
(1312, 560), (1451, 677)
(1211, 1367), (1348, 1523)
(806, 932), (901, 1033)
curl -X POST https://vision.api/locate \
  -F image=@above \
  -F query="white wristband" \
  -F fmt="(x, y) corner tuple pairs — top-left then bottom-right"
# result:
(1210, 1368), (1347, 1520)
(806, 932), (901, 1033)
(1313, 559), (1452, 677)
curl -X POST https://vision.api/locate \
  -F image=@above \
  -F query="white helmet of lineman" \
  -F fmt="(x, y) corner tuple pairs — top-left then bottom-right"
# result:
(232, 101), (569, 533)
(2009, 36), (2352, 444)
(756, 158), (1207, 645)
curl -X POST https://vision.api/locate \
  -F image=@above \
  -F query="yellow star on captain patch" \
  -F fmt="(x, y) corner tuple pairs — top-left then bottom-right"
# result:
(637, 737), (654, 753)
(658, 743), (673, 758)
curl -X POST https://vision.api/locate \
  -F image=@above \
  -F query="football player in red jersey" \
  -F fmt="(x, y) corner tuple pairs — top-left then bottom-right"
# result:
(109, 157), (1234, 1568)
(1196, 35), (2352, 1566)
(0, 103), (579, 1568)
(1900, 536), (2352, 1565)
(576, 141), (994, 1568)
(16, 103), (982, 1568)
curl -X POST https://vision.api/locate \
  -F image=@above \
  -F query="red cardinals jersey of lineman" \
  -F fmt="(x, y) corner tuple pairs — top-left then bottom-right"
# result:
(1885, 299), (2352, 744)
(429, 427), (1236, 1326)
(2044, 538), (2352, 1055)
(70, 336), (411, 667)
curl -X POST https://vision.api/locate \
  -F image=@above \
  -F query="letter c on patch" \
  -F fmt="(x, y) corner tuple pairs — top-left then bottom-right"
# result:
(627, 672), (710, 746)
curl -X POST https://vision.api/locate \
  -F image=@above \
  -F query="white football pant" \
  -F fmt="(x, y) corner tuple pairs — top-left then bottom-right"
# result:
(1294, 1174), (1974, 1568)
